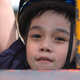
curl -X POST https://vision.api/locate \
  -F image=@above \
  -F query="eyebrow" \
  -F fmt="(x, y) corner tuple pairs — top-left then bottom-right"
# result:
(55, 28), (70, 35)
(30, 26), (42, 30)
(29, 26), (70, 35)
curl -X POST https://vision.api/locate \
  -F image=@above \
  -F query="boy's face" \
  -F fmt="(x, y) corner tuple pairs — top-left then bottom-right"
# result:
(26, 10), (76, 69)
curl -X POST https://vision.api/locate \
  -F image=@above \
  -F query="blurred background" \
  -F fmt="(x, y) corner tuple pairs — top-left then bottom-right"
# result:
(10, 0), (20, 15)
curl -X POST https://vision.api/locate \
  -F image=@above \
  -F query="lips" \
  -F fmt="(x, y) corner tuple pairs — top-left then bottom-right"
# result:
(36, 56), (53, 62)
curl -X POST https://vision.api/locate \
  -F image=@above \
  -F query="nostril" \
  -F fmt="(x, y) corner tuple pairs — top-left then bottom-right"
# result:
(47, 49), (50, 52)
(41, 48), (51, 52)
(41, 49), (44, 51)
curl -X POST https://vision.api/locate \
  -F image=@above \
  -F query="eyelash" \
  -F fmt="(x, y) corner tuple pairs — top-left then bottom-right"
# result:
(31, 34), (66, 42)
(55, 37), (66, 41)
(31, 34), (41, 38)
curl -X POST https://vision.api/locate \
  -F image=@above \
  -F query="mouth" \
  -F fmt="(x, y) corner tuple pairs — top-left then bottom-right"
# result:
(36, 56), (53, 62)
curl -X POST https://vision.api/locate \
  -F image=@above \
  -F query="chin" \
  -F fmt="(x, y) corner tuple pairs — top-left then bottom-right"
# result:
(31, 67), (55, 70)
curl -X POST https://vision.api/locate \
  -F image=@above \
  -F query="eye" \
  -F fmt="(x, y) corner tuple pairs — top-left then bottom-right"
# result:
(32, 34), (41, 38)
(55, 37), (65, 41)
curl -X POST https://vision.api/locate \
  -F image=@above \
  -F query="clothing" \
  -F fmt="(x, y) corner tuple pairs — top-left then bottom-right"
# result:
(0, 38), (26, 69)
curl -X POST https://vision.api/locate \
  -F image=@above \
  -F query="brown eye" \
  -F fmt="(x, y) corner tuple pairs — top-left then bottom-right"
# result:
(32, 34), (41, 38)
(55, 37), (65, 41)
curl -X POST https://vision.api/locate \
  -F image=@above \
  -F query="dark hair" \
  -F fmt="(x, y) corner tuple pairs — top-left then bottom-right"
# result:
(23, 7), (74, 43)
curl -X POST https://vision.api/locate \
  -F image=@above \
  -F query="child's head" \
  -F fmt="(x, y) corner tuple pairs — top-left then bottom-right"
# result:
(18, 0), (75, 69)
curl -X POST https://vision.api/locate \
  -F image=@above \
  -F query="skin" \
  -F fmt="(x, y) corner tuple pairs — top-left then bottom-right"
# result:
(26, 10), (76, 69)
(0, 0), (18, 53)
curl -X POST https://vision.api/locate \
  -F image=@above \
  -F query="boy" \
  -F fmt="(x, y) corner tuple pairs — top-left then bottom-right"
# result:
(18, 0), (76, 69)
(0, 0), (76, 69)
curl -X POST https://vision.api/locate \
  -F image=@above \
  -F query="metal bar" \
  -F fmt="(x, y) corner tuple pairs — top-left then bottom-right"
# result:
(76, 0), (80, 69)
(0, 70), (80, 80)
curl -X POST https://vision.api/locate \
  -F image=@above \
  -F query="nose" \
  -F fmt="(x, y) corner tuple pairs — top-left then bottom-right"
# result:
(39, 38), (53, 53)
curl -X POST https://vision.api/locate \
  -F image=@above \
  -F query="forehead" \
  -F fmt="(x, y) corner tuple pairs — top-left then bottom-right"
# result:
(30, 10), (70, 32)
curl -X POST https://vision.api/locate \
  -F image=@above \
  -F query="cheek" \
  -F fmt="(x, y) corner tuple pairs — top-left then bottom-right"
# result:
(26, 40), (38, 63)
(26, 42), (35, 58)
(55, 43), (68, 56)
(54, 43), (68, 68)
